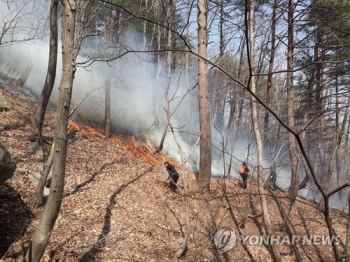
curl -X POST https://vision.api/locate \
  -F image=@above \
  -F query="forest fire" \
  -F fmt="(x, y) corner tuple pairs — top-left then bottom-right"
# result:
(68, 120), (168, 167)
(110, 136), (164, 166)
(68, 121), (105, 138)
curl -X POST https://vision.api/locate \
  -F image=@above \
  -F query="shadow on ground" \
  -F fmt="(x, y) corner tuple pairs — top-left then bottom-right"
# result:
(0, 183), (34, 259)
(78, 167), (152, 262)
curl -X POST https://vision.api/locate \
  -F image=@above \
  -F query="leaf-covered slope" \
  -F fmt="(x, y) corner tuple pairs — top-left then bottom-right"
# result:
(0, 87), (348, 262)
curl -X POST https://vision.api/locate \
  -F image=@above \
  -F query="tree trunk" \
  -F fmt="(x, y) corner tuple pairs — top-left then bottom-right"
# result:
(157, 1), (173, 153)
(104, 80), (111, 138)
(34, 143), (55, 207)
(157, 71), (171, 152)
(315, 32), (327, 186)
(25, 0), (76, 261)
(248, 1), (281, 261)
(286, 0), (299, 201)
(214, 0), (225, 129)
(38, 0), (51, 37)
(156, 24), (162, 79)
(227, 38), (244, 130)
(299, 74), (313, 190)
(12, 61), (33, 87)
(141, 0), (148, 76)
(152, 20), (161, 127)
(323, 97), (350, 188)
(346, 191), (350, 262)
(30, 0), (58, 144)
(197, 0), (212, 193)
(263, 0), (277, 147)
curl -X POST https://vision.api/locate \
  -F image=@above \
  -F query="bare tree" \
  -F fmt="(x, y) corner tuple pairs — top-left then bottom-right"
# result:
(0, 0), (44, 87)
(30, 0), (59, 144)
(156, 0), (174, 153)
(346, 189), (350, 262)
(30, 0), (59, 208)
(286, 0), (299, 202)
(104, 79), (111, 138)
(263, 0), (278, 147)
(25, 0), (76, 260)
(0, 0), (41, 46)
(197, 0), (212, 193)
(169, 122), (201, 259)
(247, 1), (281, 260)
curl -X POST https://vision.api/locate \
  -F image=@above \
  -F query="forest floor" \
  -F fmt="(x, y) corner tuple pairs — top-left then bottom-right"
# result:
(0, 84), (349, 262)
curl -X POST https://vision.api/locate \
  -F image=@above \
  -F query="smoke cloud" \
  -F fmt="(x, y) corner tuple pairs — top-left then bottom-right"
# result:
(0, 1), (270, 179)
(2, 2), (349, 217)
(4, 1), (344, 214)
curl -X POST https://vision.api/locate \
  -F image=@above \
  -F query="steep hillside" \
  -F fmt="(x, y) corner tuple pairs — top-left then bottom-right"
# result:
(0, 85), (348, 262)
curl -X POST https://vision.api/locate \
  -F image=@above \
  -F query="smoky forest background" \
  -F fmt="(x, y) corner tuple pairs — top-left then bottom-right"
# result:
(1, 0), (350, 261)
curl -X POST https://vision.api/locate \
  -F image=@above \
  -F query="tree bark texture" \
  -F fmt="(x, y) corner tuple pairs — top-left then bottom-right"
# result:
(315, 32), (327, 186)
(34, 143), (55, 207)
(286, 0), (299, 201)
(346, 191), (350, 262)
(25, 0), (76, 261)
(157, 2), (174, 152)
(248, 1), (281, 260)
(263, 0), (277, 147)
(197, 0), (212, 192)
(299, 76), (313, 190)
(31, 0), (58, 143)
(104, 80), (111, 138)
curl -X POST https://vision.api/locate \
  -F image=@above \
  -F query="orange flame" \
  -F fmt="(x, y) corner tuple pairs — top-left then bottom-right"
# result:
(68, 121), (105, 138)
(68, 120), (170, 167)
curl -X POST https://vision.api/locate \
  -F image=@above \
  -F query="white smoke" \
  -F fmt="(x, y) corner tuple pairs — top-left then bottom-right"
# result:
(1, 33), (257, 178)
(0, 1), (307, 190)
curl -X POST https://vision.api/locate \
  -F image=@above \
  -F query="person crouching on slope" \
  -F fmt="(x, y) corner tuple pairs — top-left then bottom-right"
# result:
(164, 161), (179, 192)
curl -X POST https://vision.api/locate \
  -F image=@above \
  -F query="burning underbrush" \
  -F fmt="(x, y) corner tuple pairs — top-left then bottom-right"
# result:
(68, 120), (172, 168)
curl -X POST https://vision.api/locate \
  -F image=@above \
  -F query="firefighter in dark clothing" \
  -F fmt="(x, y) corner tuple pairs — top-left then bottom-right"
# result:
(267, 166), (277, 191)
(164, 161), (179, 192)
(239, 162), (250, 189)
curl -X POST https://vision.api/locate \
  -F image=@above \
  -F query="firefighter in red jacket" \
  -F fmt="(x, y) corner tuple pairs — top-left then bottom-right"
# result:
(239, 162), (250, 189)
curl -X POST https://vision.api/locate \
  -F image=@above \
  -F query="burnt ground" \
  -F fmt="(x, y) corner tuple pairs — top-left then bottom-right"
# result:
(0, 84), (349, 262)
